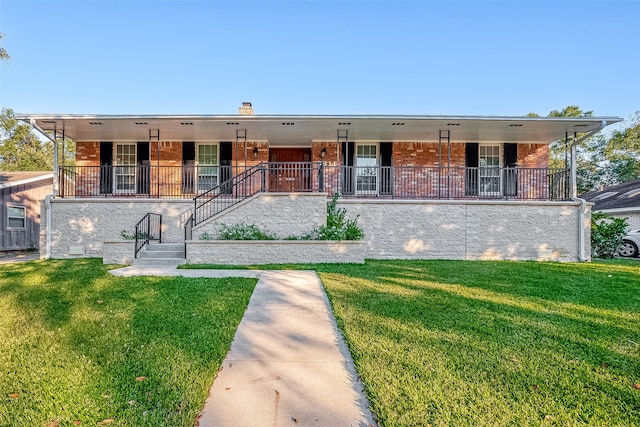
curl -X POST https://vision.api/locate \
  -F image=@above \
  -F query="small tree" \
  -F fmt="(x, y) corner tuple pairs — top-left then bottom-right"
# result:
(312, 194), (364, 240)
(591, 212), (628, 259)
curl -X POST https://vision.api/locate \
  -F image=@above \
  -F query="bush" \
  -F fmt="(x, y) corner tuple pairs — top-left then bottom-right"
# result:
(591, 212), (628, 258)
(310, 194), (364, 241)
(218, 223), (277, 240)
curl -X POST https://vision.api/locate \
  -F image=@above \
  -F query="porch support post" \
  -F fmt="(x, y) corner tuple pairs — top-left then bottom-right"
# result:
(237, 129), (247, 170)
(149, 129), (160, 197)
(337, 129), (348, 195)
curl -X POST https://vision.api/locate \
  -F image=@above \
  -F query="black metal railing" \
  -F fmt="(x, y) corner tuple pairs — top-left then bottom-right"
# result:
(58, 165), (243, 199)
(321, 165), (569, 201)
(193, 163), (266, 225)
(183, 213), (193, 258)
(58, 164), (570, 202)
(134, 213), (162, 258)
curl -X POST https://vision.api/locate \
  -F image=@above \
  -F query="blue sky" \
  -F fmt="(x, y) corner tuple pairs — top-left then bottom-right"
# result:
(1, 0), (638, 121)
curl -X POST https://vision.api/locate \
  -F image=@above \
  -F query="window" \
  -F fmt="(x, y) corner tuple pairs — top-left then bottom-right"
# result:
(115, 143), (136, 193)
(479, 144), (501, 195)
(197, 144), (219, 192)
(356, 144), (377, 193)
(7, 206), (26, 228)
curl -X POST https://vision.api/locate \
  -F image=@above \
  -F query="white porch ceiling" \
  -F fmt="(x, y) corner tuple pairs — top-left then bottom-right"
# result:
(19, 114), (622, 145)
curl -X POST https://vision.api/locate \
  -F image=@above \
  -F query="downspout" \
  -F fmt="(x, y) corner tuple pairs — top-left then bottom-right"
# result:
(570, 120), (606, 261)
(29, 119), (59, 259)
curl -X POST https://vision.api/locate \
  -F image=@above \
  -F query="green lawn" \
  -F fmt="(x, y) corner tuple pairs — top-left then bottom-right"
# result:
(3, 258), (639, 426)
(0, 259), (256, 427)
(315, 260), (640, 426)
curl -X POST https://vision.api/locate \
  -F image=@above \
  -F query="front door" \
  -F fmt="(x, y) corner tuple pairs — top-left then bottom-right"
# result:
(269, 148), (312, 192)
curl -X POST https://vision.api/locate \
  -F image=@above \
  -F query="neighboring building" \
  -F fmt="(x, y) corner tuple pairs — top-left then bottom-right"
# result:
(581, 178), (640, 231)
(19, 106), (621, 263)
(0, 171), (53, 251)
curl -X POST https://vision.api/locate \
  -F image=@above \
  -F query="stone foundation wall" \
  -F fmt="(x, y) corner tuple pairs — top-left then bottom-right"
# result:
(193, 193), (327, 240)
(43, 199), (192, 258)
(43, 194), (587, 262)
(187, 240), (366, 265)
(339, 199), (585, 262)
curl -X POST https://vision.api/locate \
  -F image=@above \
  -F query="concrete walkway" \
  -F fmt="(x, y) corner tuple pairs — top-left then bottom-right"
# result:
(110, 264), (376, 427)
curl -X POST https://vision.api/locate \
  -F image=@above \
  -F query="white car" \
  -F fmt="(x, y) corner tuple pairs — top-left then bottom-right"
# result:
(618, 229), (640, 258)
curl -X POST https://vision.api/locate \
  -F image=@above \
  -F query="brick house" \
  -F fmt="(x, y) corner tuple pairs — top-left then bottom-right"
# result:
(19, 105), (621, 263)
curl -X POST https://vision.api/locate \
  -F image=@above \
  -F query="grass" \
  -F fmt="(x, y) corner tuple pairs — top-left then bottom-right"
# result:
(314, 260), (640, 426)
(3, 257), (639, 426)
(0, 258), (256, 427)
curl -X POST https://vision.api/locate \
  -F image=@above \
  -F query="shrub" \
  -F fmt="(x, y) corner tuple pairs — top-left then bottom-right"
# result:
(591, 212), (628, 258)
(120, 229), (148, 240)
(311, 194), (364, 241)
(218, 223), (277, 240)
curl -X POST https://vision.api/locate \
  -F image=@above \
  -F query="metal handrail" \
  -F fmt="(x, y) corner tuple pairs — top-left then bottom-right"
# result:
(183, 213), (193, 258)
(134, 213), (162, 258)
(193, 163), (266, 225)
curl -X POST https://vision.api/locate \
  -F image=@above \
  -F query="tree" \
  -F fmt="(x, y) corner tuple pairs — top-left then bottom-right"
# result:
(0, 33), (9, 62)
(547, 105), (595, 170)
(601, 111), (640, 183)
(0, 108), (54, 171)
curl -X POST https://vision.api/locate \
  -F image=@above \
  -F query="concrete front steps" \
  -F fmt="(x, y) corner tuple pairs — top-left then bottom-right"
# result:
(133, 242), (186, 266)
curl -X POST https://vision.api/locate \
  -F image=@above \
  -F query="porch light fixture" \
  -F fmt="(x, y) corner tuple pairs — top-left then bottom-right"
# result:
(252, 147), (259, 158)
(320, 147), (327, 158)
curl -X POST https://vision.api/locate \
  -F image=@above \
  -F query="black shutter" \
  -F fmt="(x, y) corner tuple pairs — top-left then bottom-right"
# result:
(99, 142), (113, 194)
(503, 143), (517, 197)
(181, 142), (196, 194)
(137, 142), (150, 194)
(380, 142), (393, 195)
(465, 143), (479, 196)
(341, 141), (355, 194)
(219, 142), (233, 194)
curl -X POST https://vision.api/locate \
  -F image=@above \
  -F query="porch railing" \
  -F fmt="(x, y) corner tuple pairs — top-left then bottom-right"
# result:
(58, 164), (570, 202)
(134, 213), (162, 258)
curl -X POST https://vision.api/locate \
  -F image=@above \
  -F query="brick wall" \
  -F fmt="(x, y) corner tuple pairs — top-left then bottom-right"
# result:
(518, 144), (549, 168)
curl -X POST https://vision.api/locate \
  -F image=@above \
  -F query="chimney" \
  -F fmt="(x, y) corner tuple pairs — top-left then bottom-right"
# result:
(239, 102), (254, 115)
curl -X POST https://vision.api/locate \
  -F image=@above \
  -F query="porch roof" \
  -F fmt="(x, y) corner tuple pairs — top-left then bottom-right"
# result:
(18, 114), (621, 146)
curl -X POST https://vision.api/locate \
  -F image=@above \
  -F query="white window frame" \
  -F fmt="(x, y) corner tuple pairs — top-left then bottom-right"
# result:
(196, 143), (220, 192)
(478, 144), (502, 196)
(7, 205), (26, 229)
(355, 142), (379, 195)
(114, 142), (137, 193)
